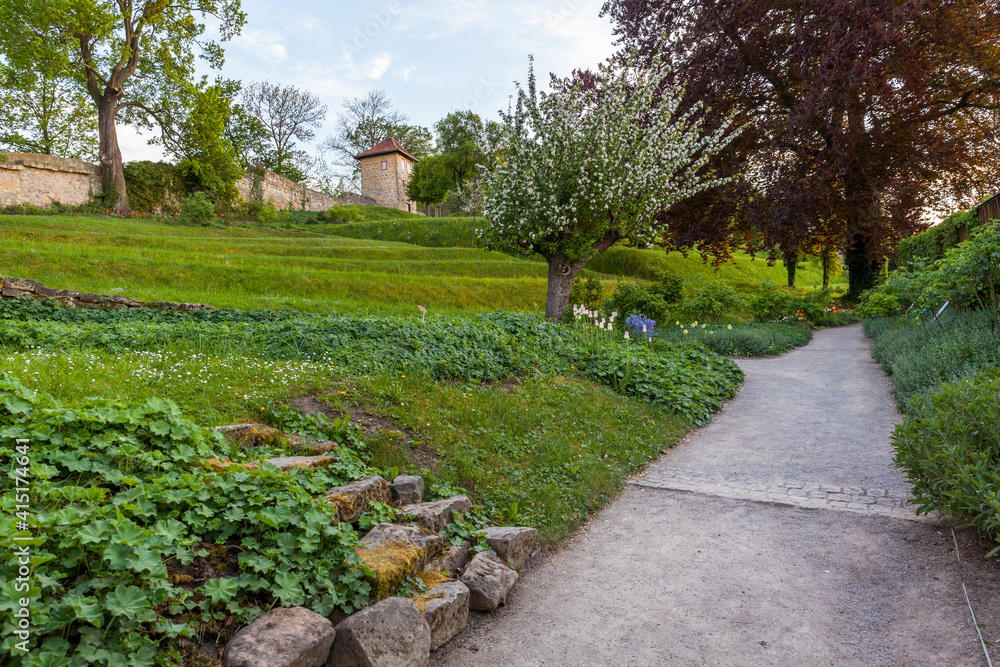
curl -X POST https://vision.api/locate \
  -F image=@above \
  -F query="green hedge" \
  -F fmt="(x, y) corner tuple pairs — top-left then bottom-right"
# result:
(895, 209), (977, 268)
(866, 313), (1000, 553)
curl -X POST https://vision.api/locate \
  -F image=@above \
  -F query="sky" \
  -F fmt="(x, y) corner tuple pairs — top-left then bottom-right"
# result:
(118, 0), (619, 162)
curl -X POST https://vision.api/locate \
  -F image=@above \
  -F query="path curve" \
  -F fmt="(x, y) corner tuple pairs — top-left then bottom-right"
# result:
(433, 325), (998, 666)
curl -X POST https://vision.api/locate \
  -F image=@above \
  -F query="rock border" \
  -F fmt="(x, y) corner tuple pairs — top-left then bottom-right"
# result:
(0, 275), (214, 311)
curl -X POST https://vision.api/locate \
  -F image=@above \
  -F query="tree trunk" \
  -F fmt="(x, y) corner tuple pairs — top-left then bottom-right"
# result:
(98, 95), (129, 212)
(545, 254), (583, 322)
(783, 251), (797, 288)
(821, 248), (831, 290)
(845, 233), (880, 301)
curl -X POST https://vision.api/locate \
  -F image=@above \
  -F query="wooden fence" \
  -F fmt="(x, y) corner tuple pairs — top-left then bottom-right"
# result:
(979, 193), (1000, 226)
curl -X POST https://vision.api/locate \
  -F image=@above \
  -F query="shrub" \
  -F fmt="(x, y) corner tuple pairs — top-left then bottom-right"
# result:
(567, 273), (605, 315)
(308, 206), (366, 224)
(748, 282), (795, 321)
(865, 310), (1000, 413)
(177, 191), (216, 226)
(605, 283), (669, 323)
(685, 281), (746, 321)
(658, 322), (812, 356)
(856, 290), (902, 319)
(124, 161), (180, 213)
(892, 369), (1000, 555)
(648, 272), (685, 305)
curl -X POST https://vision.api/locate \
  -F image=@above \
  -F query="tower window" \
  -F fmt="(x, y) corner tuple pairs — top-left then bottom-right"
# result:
(381, 160), (387, 170)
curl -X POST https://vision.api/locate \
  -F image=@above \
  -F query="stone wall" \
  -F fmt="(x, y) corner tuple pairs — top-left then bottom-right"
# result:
(235, 169), (376, 211)
(0, 276), (215, 312)
(0, 152), (102, 208)
(0, 151), (374, 213)
(358, 153), (419, 213)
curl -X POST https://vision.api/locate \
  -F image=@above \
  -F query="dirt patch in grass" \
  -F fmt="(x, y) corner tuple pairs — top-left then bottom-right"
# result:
(288, 392), (441, 474)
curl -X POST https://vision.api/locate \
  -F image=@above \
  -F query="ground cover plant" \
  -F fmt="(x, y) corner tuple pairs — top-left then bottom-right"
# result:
(0, 294), (751, 663)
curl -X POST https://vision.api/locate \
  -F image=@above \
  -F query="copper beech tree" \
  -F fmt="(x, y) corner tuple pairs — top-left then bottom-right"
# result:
(479, 56), (742, 321)
(602, 0), (1000, 298)
(0, 0), (246, 211)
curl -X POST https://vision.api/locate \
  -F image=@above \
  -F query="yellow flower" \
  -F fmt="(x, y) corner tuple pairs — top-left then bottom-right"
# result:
(683, 329), (688, 334)
(675, 321), (680, 326)
(728, 324), (733, 330)
(693, 321), (698, 326)
(701, 324), (706, 328)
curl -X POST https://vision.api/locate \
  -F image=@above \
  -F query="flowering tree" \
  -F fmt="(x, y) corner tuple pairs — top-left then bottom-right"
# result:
(479, 56), (742, 321)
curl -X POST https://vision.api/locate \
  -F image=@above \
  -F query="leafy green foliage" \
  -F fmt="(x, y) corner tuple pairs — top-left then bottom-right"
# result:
(891, 369), (1000, 555)
(684, 281), (746, 321)
(178, 191), (217, 227)
(605, 283), (671, 323)
(855, 290), (902, 319)
(657, 322), (812, 356)
(895, 209), (977, 268)
(305, 206), (366, 225)
(124, 162), (181, 214)
(865, 311), (1000, 414)
(0, 377), (371, 666)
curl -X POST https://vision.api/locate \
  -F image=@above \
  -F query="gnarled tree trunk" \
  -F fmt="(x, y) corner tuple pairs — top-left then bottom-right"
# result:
(544, 253), (584, 322)
(97, 94), (128, 211)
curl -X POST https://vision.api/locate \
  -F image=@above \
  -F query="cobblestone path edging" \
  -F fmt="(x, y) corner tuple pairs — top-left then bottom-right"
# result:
(629, 466), (939, 523)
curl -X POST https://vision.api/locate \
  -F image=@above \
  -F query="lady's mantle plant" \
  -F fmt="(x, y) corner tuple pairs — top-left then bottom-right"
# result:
(479, 51), (743, 320)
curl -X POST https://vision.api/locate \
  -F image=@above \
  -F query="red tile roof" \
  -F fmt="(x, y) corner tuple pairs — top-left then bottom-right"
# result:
(354, 137), (418, 162)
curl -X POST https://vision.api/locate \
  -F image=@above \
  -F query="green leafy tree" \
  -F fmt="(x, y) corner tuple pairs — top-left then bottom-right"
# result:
(480, 55), (742, 320)
(152, 79), (243, 206)
(0, 65), (98, 160)
(0, 0), (246, 211)
(406, 155), (451, 212)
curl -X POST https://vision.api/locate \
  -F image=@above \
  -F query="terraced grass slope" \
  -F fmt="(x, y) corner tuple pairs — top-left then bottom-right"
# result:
(320, 211), (843, 291)
(0, 215), (551, 315)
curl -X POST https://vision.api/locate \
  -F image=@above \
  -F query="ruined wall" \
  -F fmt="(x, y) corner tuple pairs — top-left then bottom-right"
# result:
(358, 153), (419, 212)
(0, 152), (101, 207)
(0, 151), (373, 212)
(0, 275), (214, 312)
(235, 169), (376, 211)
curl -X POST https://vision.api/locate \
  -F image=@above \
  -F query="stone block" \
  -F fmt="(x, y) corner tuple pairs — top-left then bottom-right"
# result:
(326, 476), (391, 523)
(412, 582), (470, 651)
(390, 476), (424, 505)
(483, 527), (538, 571)
(35, 286), (81, 299)
(223, 606), (335, 667)
(263, 456), (338, 471)
(362, 524), (444, 567)
(459, 552), (517, 611)
(77, 293), (103, 303)
(5, 277), (41, 292)
(1, 287), (30, 297)
(215, 424), (285, 448)
(423, 541), (470, 577)
(357, 541), (426, 601)
(398, 496), (471, 533)
(328, 597), (430, 667)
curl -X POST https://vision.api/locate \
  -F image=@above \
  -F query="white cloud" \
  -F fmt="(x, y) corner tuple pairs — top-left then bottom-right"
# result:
(234, 29), (288, 64)
(366, 54), (393, 81)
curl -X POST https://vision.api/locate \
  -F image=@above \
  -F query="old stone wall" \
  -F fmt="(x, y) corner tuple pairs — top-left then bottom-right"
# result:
(235, 169), (376, 211)
(0, 151), (374, 212)
(0, 152), (102, 207)
(0, 275), (215, 312)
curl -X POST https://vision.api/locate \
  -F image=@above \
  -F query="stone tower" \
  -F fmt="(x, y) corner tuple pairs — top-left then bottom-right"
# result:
(354, 137), (420, 212)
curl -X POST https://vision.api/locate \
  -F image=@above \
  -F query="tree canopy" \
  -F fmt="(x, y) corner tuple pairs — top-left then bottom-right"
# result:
(480, 55), (741, 320)
(602, 0), (1000, 298)
(0, 0), (246, 211)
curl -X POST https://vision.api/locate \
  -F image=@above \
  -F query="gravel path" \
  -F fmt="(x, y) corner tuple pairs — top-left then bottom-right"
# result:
(433, 324), (1000, 666)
